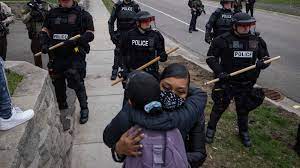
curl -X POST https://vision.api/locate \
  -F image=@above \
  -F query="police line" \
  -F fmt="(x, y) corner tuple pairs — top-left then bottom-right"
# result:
(111, 47), (180, 86)
(34, 34), (81, 57)
(204, 56), (281, 85)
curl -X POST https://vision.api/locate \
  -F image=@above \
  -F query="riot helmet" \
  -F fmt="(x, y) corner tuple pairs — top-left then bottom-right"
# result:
(123, 0), (132, 4)
(220, 0), (235, 9)
(232, 12), (256, 36)
(135, 11), (156, 32)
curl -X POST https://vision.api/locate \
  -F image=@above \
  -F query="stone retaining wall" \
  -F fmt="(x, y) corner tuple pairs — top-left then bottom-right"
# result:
(0, 61), (75, 168)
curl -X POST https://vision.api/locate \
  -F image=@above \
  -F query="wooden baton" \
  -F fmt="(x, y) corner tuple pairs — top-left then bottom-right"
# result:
(34, 34), (81, 57)
(204, 56), (281, 85)
(111, 47), (180, 86)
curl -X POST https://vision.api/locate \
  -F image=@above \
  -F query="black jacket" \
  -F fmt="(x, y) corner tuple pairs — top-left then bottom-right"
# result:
(103, 87), (207, 167)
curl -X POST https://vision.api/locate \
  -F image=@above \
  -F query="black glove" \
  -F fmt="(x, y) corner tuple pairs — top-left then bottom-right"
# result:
(41, 44), (49, 54)
(256, 57), (270, 70)
(111, 34), (119, 45)
(159, 53), (168, 62)
(118, 69), (129, 80)
(205, 32), (212, 44)
(64, 39), (77, 48)
(217, 72), (230, 82)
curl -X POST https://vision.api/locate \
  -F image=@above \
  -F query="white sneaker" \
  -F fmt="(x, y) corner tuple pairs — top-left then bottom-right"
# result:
(0, 107), (34, 131)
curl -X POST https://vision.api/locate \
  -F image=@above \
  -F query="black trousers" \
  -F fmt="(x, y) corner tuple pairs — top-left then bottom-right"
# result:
(207, 82), (261, 132)
(112, 31), (124, 70)
(246, 3), (255, 17)
(49, 58), (88, 110)
(31, 34), (43, 68)
(189, 10), (201, 31)
(0, 36), (7, 61)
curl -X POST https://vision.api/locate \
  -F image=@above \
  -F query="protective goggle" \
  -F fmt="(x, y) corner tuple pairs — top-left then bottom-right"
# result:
(236, 21), (256, 27)
(139, 16), (155, 23)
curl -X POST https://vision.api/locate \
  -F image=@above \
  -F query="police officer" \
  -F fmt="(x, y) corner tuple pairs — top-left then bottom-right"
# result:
(205, 0), (235, 44)
(188, 0), (205, 33)
(246, 0), (255, 17)
(39, 0), (94, 124)
(119, 11), (168, 105)
(22, 0), (52, 68)
(234, 0), (243, 13)
(108, 0), (140, 80)
(0, 2), (14, 61)
(205, 12), (270, 147)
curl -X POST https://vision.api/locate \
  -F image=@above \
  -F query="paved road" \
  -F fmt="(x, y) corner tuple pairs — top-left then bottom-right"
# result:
(136, 0), (300, 102)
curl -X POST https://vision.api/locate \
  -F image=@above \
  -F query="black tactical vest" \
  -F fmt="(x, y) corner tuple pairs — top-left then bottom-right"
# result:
(116, 3), (138, 31)
(213, 9), (234, 37)
(127, 29), (157, 70)
(219, 32), (260, 81)
(47, 5), (84, 55)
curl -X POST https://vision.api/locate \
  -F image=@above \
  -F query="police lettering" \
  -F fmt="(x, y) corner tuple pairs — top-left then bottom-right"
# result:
(121, 7), (133, 11)
(222, 14), (232, 19)
(234, 51), (253, 58)
(132, 40), (149, 47)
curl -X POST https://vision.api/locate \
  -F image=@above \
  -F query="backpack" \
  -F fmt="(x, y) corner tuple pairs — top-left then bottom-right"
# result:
(124, 125), (190, 168)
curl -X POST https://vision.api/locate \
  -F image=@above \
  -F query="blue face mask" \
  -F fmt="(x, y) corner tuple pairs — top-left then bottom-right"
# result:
(160, 90), (184, 110)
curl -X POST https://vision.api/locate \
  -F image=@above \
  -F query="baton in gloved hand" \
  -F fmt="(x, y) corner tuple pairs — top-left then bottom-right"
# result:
(34, 34), (81, 57)
(111, 47), (180, 86)
(204, 56), (281, 85)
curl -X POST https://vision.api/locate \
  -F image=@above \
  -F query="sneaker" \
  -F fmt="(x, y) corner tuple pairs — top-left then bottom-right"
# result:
(0, 107), (34, 131)
(205, 128), (216, 144)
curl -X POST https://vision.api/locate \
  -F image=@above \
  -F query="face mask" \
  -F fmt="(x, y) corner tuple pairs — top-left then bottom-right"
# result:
(160, 90), (184, 110)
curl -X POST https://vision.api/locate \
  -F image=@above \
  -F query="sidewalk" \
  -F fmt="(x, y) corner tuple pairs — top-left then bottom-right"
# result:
(71, 0), (123, 167)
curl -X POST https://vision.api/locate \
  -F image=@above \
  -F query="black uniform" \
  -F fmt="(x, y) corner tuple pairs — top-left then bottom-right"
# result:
(40, 3), (94, 124)
(234, 0), (243, 13)
(206, 30), (269, 145)
(205, 8), (235, 43)
(295, 124), (300, 156)
(108, 0), (140, 79)
(121, 28), (167, 79)
(246, 0), (255, 17)
(188, 0), (204, 33)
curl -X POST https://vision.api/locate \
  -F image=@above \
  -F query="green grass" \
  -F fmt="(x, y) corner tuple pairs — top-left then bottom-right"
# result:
(204, 101), (300, 167)
(102, 0), (114, 13)
(6, 70), (23, 95)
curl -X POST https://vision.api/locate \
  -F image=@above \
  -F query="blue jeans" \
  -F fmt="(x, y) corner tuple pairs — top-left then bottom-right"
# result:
(0, 57), (12, 119)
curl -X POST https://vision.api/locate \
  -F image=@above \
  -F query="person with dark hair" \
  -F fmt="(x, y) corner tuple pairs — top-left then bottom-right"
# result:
(103, 63), (207, 167)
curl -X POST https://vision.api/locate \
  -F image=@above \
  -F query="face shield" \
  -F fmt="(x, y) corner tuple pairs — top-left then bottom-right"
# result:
(138, 16), (156, 32)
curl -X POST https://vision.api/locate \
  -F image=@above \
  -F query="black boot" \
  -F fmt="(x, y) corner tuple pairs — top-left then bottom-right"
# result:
(193, 29), (199, 32)
(206, 128), (216, 144)
(189, 29), (193, 33)
(59, 102), (68, 110)
(111, 69), (118, 80)
(79, 108), (89, 124)
(239, 131), (252, 147)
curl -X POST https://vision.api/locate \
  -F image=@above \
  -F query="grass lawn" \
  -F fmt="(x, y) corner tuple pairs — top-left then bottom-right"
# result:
(6, 70), (23, 95)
